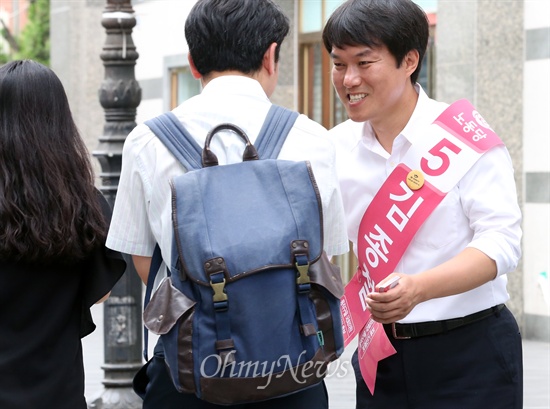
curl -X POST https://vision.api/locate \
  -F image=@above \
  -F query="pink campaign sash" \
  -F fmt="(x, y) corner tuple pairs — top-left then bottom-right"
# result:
(340, 99), (504, 394)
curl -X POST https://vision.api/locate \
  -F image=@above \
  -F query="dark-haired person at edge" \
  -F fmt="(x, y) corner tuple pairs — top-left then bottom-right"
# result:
(0, 60), (126, 409)
(322, 0), (523, 408)
(105, 0), (349, 408)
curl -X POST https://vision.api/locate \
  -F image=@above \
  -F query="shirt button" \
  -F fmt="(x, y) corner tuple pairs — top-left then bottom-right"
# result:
(390, 161), (396, 167)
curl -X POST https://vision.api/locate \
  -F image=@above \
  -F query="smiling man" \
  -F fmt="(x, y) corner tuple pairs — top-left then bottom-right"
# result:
(323, 0), (523, 408)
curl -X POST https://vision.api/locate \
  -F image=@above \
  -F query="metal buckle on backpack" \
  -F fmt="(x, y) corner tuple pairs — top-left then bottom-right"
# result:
(292, 241), (311, 293)
(210, 278), (227, 302)
(296, 262), (310, 284)
(209, 271), (228, 311)
(295, 260), (311, 293)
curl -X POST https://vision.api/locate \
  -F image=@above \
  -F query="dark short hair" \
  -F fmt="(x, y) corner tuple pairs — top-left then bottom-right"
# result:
(185, 0), (290, 77)
(322, 0), (429, 84)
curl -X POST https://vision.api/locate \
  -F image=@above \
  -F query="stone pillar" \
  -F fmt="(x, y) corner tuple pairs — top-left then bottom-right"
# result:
(436, 0), (524, 323)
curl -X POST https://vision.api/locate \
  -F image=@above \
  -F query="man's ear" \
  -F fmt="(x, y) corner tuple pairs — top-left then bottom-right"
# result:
(262, 42), (278, 76)
(403, 49), (420, 77)
(188, 53), (202, 79)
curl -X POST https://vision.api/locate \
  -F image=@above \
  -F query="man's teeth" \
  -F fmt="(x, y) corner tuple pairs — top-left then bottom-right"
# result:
(349, 93), (367, 103)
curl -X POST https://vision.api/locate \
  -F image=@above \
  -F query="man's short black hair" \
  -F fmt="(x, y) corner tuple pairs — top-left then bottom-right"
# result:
(322, 0), (429, 84)
(185, 0), (290, 78)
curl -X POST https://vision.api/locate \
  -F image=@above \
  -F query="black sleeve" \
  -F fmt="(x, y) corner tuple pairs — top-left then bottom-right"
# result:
(80, 190), (127, 338)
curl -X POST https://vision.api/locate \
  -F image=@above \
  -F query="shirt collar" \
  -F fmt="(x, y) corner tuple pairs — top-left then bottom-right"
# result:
(360, 84), (430, 151)
(200, 75), (270, 102)
(399, 84), (430, 144)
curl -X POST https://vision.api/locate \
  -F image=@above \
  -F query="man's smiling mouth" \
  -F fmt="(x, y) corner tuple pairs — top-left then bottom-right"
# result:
(349, 93), (367, 103)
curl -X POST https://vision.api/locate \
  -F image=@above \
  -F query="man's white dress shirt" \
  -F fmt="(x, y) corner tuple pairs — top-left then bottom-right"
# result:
(330, 85), (522, 323)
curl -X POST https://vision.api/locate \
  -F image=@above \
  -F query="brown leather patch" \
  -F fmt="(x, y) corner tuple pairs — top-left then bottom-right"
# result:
(143, 277), (196, 335)
(310, 287), (338, 362)
(301, 323), (318, 337)
(309, 252), (344, 298)
(177, 308), (195, 393)
(215, 339), (236, 351)
(290, 240), (310, 262)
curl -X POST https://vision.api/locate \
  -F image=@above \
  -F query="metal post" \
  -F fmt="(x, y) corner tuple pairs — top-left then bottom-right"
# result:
(89, 1), (142, 408)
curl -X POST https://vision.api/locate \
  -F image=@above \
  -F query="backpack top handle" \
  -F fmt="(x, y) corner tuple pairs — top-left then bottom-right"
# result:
(202, 123), (259, 167)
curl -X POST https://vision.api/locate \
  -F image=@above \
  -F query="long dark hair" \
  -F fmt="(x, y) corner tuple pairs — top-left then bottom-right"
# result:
(0, 60), (107, 264)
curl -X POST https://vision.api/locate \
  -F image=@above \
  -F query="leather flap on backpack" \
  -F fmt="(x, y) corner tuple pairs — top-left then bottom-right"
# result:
(309, 252), (344, 299)
(143, 277), (196, 335)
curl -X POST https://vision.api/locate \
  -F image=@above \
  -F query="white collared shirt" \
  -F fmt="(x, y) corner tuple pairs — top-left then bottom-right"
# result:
(106, 76), (349, 285)
(330, 85), (522, 323)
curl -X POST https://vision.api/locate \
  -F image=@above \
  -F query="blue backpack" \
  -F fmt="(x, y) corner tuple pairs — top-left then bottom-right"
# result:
(141, 105), (344, 405)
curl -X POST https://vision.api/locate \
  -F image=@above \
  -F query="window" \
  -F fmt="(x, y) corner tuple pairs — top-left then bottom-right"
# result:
(298, 0), (346, 130)
(420, 14), (437, 98)
(170, 66), (201, 109)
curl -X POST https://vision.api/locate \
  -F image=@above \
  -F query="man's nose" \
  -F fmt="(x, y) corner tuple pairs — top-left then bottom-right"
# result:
(343, 66), (361, 89)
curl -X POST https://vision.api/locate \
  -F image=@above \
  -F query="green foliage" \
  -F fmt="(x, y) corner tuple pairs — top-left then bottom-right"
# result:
(0, 39), (9, 64)
(1, 24), (13, 63)
(15, 0), (50, 65)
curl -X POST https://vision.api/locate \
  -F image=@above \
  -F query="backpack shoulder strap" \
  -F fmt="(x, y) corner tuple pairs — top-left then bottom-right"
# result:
(255, 105), (300, 159)
(145, 112), (203, 170)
